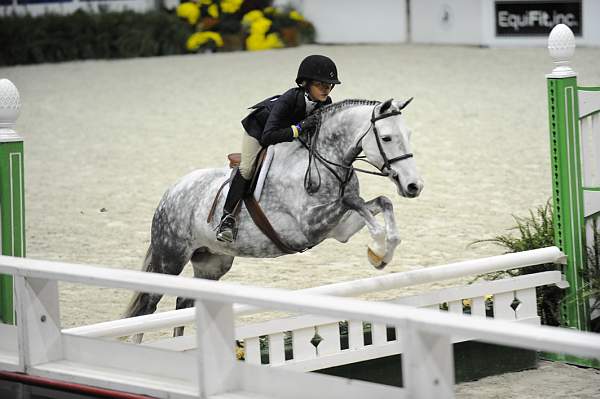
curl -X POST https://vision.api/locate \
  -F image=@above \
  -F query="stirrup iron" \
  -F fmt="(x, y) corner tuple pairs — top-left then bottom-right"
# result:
(216, 214), (238, 243)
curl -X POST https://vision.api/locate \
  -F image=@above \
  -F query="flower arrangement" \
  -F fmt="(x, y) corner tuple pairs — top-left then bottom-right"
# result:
(175, 0), (315, 53)
(242, 9), (283, 51)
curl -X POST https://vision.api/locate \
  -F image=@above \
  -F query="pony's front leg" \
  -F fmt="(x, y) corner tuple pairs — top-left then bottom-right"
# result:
(341, 196), (400, 269)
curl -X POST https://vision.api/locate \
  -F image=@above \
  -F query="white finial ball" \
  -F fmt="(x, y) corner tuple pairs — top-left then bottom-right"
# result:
(548, 24), (575, 62)
(0, 79), (21, 126)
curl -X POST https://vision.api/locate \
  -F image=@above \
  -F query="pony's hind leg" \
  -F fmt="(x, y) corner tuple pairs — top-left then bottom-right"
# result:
(172, 249), (235, 337)
(123, 244), (191, 343)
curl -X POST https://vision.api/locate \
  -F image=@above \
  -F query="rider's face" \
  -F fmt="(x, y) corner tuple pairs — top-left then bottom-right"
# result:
(308, 81), (333, 102)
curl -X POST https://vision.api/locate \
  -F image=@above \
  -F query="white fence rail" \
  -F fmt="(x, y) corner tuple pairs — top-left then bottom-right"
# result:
(1, 254), (599, 399)
(146, 269), (565, 373)
(64, 246), (566, 339)
(237, 271), (563, 371)
(579, 87), (600, 241)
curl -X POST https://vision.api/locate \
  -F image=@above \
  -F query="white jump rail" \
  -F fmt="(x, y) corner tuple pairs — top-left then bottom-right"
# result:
(1, 254), (599, 399)
(146, 269), (564, 371)
(235, 270), (564, 371)
(64, 246), (566, 338)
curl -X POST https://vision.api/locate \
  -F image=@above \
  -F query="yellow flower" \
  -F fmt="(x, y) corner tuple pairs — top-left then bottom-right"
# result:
(186, 31), (224, 51)
(242, 10), (264, 25)
(236, 346), (245, 360)
(289, 10), (304, 21)
(199, 0), (212, 5)
(207, 3), (219, 18)
(246, 32), (283, 51)
(265, 33), (284, 48)
(263, 6), (275, 14)
(250, 17), (272, 35)
(221, 0), (242, 13)
(177, 2), (200, 25)
(245, 34), (261, 51)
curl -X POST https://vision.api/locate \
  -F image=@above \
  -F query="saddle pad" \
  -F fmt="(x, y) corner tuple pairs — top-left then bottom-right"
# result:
(253, 145), (275, 202)
(206, 146), (275, 225)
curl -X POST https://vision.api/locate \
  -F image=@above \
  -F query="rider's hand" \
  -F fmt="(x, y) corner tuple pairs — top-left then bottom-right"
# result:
(296, 114), (319, 136)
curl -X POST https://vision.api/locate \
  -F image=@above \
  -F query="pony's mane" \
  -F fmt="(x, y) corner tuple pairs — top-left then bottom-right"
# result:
(315, 99), (381, 118)
(308, 99), (383, 140)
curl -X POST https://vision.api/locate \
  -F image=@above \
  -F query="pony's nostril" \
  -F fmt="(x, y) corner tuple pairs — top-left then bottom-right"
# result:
(407, 183), (420, 195)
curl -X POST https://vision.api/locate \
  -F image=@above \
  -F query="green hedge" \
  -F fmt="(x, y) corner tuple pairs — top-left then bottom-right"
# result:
(0, 10), (194, 66)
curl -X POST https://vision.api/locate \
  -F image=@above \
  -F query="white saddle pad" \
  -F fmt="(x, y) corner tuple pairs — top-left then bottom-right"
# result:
(253, 145), (275, 202)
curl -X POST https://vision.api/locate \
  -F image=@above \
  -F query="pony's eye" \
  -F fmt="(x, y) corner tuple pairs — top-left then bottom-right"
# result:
(381, 136), (392, 142)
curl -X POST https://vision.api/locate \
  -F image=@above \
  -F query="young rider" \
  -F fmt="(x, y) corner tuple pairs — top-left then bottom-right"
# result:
(216, 54), (341, 243)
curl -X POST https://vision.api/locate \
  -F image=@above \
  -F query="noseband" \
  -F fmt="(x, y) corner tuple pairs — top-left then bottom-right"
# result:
(299, 102), (413, 195)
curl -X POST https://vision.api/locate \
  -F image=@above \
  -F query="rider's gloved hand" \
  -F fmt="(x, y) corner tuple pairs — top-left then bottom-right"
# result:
(295, 114), (319, 137)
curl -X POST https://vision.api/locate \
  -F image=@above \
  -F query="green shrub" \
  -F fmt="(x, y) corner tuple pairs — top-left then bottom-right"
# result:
(0, 10), (193, 66)
(470, 201), (563, 326)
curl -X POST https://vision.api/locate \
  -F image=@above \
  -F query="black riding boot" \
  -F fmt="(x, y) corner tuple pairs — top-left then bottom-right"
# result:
(216, 169), (250, 243)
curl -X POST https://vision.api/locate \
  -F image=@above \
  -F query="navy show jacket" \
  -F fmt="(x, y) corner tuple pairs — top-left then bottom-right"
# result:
(241, 87), (332, 147)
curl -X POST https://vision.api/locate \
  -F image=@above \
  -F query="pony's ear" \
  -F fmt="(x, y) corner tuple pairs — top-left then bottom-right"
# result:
(398, 97), (414, 110)
(379, 98), (393, 114)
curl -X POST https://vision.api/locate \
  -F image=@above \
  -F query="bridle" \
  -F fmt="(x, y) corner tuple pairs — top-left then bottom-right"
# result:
(299, 99), (414, 196)
(354, 104), (414, 175)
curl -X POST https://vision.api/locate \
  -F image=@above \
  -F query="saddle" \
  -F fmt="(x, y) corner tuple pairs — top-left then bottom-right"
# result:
(207, 149), (301, 254)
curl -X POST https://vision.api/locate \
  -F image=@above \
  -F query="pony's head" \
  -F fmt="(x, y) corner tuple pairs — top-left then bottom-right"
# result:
(360, 98), (423, 198)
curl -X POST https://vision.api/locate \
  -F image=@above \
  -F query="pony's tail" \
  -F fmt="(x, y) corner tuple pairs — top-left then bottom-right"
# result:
(123, 245), (154, 319)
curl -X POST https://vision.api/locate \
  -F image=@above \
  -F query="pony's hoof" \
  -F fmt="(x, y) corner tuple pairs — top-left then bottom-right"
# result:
(367, 247), (387, 269)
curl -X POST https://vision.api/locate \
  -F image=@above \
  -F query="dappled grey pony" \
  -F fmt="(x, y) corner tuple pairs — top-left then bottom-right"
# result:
(125, 98), (423, 340)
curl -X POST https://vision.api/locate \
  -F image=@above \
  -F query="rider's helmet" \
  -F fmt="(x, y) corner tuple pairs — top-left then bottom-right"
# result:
(295, 55), (341, 86)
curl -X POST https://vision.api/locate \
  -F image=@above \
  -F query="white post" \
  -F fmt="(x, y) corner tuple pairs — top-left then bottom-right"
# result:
(14, 276), (62, 371)
(195, 299), (239, 397)
(402, 323), (454, 399)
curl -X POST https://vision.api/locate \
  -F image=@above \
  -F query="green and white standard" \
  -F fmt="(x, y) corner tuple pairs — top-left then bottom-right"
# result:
(547, 24), (600, 367)
(0, 79), (25, 325)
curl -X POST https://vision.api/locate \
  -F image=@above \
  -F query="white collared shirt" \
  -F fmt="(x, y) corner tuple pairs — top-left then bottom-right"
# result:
(304, 92), (318, 115)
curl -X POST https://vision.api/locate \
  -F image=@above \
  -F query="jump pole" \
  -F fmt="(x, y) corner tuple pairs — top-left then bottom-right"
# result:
(0, 79), (25, 325)
(547, 24), (600, 367)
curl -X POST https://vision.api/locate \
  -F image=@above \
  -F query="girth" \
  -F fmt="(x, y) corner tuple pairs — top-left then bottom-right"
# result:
(243, 196), (304, 254)
(208, 152), (305, 254)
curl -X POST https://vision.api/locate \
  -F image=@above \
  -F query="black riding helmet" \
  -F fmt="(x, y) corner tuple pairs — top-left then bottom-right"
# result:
(295, 55), (341, 86)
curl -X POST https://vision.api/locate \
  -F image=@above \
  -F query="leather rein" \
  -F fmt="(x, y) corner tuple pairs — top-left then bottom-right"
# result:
(298, 102), (413, 196)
